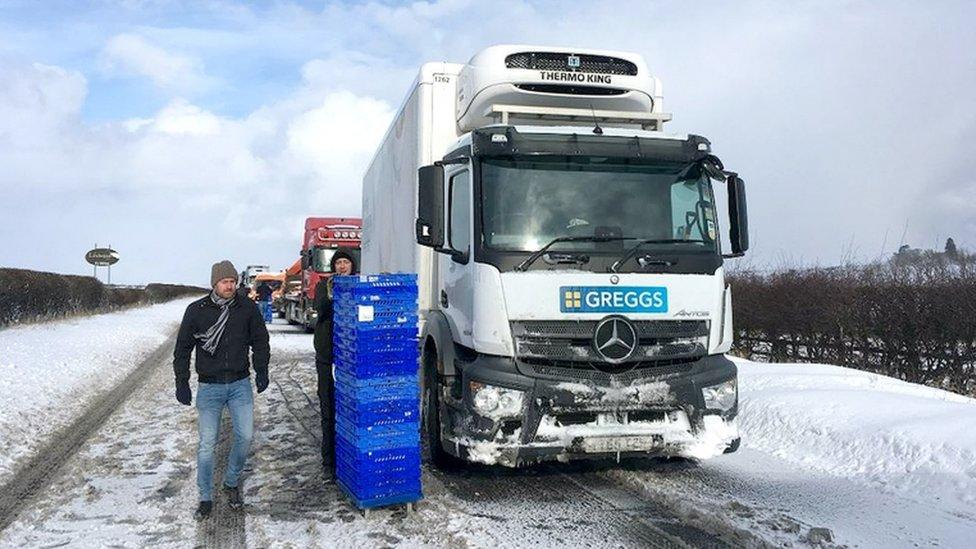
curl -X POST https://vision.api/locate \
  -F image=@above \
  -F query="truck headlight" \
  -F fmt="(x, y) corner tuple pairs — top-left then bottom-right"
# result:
(470, 382), (524, 418)
(701, 378), (737, 412)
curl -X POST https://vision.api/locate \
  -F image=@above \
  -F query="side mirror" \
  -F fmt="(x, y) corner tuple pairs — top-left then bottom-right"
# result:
(702, 155), (726, 181)
(416, 165), (445, 248)
(726, 175), (749, 256)
(300, 250), (310, 270)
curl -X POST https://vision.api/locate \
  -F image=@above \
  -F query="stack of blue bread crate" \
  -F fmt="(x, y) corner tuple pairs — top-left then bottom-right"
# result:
(332, 273), (421, 512)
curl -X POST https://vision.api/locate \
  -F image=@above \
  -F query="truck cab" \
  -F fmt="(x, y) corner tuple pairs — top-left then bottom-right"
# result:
(284, 217), (362, 330)
(363, 45), (748, 467)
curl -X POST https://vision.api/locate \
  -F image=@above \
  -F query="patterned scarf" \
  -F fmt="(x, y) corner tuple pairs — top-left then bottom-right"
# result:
(194, 291), (235, 354)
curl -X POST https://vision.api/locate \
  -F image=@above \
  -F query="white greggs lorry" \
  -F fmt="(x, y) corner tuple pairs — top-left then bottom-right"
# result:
(362, 45), (749, 468)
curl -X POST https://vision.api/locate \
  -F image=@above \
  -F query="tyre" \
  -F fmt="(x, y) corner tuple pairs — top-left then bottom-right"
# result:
(422, 347), (463, 470)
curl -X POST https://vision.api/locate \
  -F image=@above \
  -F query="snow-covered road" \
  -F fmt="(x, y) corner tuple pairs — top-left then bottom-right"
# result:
(0, 298), (198, 486)
(0, 303), (974, 547)
(0, 320), (735, 548)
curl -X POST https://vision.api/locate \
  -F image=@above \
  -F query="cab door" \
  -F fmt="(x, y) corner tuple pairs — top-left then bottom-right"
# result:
(438, 165), (474, 347)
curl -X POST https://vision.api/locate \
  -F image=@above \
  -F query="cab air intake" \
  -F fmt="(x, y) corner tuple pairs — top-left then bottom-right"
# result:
(505, 52), (639, 76)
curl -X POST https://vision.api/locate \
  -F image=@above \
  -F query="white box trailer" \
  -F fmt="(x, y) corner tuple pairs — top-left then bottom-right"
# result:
(363, 45), (749, 467)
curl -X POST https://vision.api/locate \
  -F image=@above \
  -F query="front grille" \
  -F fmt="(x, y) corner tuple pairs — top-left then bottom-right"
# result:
(526, 358), (699, 383)
(511, 319), (709, 370)
(628, 410), (667, 423)
(506, 52), (639, 76)
(555, 412), (598, 426)
(515, 320), (707, 339)
(514, 84), (627, 96)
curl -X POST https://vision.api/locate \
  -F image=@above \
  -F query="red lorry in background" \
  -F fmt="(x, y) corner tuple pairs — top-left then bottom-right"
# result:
(284, 217), (362, 331)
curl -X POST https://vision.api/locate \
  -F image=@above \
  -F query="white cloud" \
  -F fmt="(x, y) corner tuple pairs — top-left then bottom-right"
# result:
(100, 33), (215, 93)
(147, 98), (222, 135)
(285, 91), (391, 181)
(0, 62), (86, 146)
(0, 53), (393, 282)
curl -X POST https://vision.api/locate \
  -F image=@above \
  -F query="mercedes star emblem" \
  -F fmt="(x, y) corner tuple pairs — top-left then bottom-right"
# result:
(593, 316), (638, 364)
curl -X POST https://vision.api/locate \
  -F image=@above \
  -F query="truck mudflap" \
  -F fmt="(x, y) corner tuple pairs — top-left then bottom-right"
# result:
(439, 353), (740, 467)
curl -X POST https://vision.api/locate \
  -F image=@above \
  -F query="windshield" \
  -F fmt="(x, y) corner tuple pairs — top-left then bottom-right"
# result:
(311, 247), (336, 272)
(480, 157), (719, 253)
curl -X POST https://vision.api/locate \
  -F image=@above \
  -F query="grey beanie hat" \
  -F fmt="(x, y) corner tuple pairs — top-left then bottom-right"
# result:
(211, 260), (238, 287)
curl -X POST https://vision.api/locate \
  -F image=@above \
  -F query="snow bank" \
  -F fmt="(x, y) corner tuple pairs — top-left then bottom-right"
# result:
(0, 298), (195, 484)
(734, 358), (976, 510)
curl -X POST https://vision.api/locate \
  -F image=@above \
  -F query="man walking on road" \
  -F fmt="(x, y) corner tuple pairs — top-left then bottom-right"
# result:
(173, 260), (271, 520)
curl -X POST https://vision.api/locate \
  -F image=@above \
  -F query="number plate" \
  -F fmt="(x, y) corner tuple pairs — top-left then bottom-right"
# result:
(580, 435), (663, 453)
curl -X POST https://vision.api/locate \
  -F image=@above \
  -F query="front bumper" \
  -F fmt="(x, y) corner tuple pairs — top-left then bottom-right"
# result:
(440, 354), (739, 467)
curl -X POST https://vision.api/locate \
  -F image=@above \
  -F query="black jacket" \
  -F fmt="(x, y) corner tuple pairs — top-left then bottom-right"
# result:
(313, 278), (333, 364)
(174, 295), (271, 384)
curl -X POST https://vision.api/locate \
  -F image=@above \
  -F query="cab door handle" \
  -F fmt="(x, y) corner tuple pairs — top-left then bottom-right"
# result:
(440, 290), (449, 308)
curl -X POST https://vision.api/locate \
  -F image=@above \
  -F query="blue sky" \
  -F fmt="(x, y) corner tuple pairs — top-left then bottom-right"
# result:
(1, 1), (975, 284)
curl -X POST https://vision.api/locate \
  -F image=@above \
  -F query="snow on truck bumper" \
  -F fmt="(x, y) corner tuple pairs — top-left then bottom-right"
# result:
(441, 354), (740, 467)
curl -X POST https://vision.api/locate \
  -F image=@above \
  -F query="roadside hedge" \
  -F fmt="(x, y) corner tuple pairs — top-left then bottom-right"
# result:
(0, 268), (206, 328)
(728, 260), (976, 396)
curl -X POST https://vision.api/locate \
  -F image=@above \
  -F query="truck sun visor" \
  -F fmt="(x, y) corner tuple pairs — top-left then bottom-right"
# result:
(469, 127), (712, 163)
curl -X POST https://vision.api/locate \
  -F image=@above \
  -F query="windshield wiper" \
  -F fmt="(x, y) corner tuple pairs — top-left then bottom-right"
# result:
(515, 236), (635, 271)
(610, 239), (707, 272)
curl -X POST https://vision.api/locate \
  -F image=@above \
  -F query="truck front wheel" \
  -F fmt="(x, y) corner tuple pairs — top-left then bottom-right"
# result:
(422, 348), (462, 470)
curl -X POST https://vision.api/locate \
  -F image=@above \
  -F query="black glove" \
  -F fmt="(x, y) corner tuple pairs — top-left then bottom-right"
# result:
(255, 370), (269, 394)
(176, 380), (192, 406)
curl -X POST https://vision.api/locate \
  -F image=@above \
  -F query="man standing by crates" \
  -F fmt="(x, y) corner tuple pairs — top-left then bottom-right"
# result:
(173, 260), (271, 519)
(313, 248), (357, 481)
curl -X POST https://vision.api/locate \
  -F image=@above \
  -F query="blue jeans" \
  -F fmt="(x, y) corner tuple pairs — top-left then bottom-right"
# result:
(196, 377), (254, 501)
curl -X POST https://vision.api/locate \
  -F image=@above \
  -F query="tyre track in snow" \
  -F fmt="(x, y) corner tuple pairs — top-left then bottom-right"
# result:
(194, 412), (247, 549)
(0, 329), (178, 534)
(430, 460), (741, 548)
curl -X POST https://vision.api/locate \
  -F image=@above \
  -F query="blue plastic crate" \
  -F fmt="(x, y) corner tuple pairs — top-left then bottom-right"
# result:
(335, 301), (417, 318)
(334, 341), (418, 360)
(336, 465), (421, 497)
(335, 324), (417, 342)
(336, 417), (420, 449)
(336, 439), (421, 469)
(335, 386), (418, 412)
(337, 405), (418, 431)
(334, 369), (418, 389)
(334, 374), (418, 399)
(333, 273), (418, 291)
(335, 292), (417, 309)
(337, 465), (420, 497)
(337, 477), (421, 511)
(336, 441), (421, 480)
(336, 394), (419, 427)
(334, 309), (419, 330)
(334, 355), (419, 380)
(334, 333), (417, 355)
(332, 346), (420, 370)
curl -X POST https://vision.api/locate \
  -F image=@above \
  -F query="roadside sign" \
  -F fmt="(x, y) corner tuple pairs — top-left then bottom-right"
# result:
(85, 248), (119, 267)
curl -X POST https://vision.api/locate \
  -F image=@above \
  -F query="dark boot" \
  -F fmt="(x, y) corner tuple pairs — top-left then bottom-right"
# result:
(223, 484), (244, 510)
(194, 500), (213, 520)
